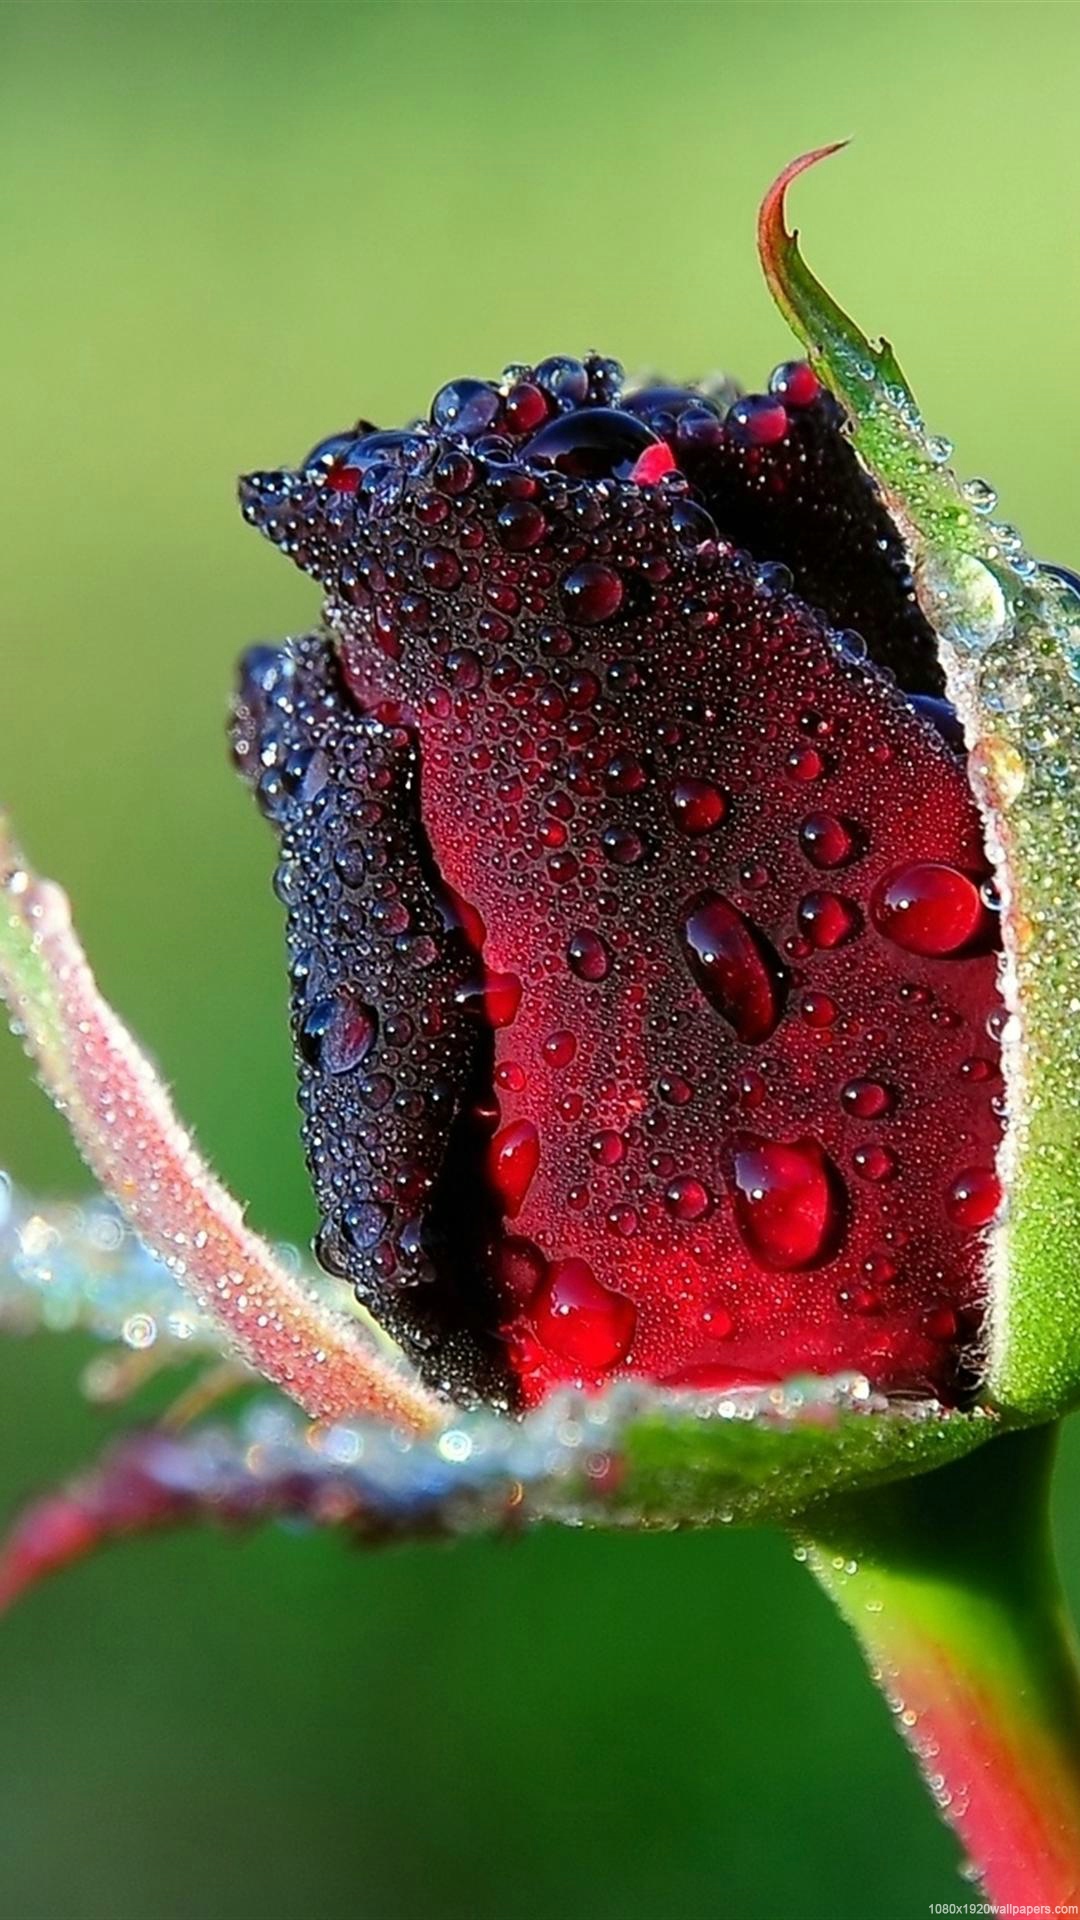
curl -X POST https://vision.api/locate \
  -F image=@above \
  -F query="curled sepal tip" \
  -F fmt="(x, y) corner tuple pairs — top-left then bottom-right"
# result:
(0, 817), (440, 1433)
(759, 155), (1080, 1424)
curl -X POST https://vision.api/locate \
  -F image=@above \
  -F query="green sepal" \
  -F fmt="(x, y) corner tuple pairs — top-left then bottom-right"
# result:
(760, 149), (1080, 1423)
(571, 1383), (992, 1528)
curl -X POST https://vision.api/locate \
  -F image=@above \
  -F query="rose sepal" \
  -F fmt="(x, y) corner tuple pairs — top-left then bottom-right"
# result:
(761, 147), (1080, 1424)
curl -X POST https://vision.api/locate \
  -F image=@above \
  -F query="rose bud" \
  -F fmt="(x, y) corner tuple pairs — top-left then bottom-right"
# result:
(233, 345), (1005, 1415)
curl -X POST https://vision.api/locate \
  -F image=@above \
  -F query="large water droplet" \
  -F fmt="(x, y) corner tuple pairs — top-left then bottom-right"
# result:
(852, 1143), (897, 1182)
(798, 812), (858, 870)
(872, 863), (989, 956)
(841, 1079), (894, 1119)
(679, 893), (786, 1043)
(531, 1258), (636, 1369)
(560, 563), (624, 626)
(490, 1120), (541, 1218)
(945, 1165), (1002, 1229)
(300, 989), (378, 1075)
(731, 1137), (846, 1270)
(542, 1029), (578, 1068)
(524, 407), (658, 481)
(663, 1174), (713, 1221)
(670, 777), (728, 835)
(797, 892), (861, 950)
(567, 928), (613, 982)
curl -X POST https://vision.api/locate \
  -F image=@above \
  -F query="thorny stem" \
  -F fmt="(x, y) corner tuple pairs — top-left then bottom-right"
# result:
(803, 1427), (1080, 1907)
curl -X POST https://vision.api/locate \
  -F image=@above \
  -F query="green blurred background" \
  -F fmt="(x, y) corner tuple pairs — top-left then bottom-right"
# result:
(2, 3), (1080, 1914)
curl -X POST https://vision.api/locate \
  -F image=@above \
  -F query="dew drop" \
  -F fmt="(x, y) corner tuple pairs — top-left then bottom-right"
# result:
(862, 1251), (897, 1285)
(670, 777), (728, 835)
(495, 500), (547, 551)
(589, 1130), (625, 1166)
(945, 1166), (1002, 1229)
(421, 546), (462, 592)
(446, 647), (483, 689)
(797, 892), (861, 950)
(490, 1120), (541, 1218)
(800, 992), (838, 1028)
(567, 928), (613, 982)
(769, 361), (820, 408)
(872, 863), (989, 956)
(853, 1144), (897, 1183)
(786, 745), (825, 783)
(604, 752), (646, 795)
(300, 989), (378, 1075)
(839, 1284), (882, 1316)
(560, 563), (624, 626)
(960, 1057), (995, 1084)
(606, 1204), (640, 1238)
(430, 378), (502, 436)
(531, 1258), (636, 1369)
(664, 1174), (713, 1222)
(342, 1201), (389, 1251)
(962, 477), (998, 516)
(731, 1137), (846, 1270)
(739, 1070), (767, 1109)
(799, 812), (858, 869)
(525, 407), (656, 480)
(601, 825), (645, 866)
(841, 1079), (894, 1119)
(543, 1029), (578, 1068)
(679, 892), (786, 1043)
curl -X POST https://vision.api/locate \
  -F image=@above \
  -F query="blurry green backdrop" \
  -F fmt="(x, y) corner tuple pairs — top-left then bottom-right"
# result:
(3, 3), (1080, 1915)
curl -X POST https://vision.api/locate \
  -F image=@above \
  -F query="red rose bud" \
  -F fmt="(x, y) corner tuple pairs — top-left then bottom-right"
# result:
(235, 351), (1005, 1411)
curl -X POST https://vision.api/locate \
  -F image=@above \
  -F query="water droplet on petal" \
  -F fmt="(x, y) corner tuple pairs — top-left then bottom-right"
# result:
(853, 1144), (897, 1183)
(663, 1175), (713, 1221)
(670, 778), (728, 835)
(798, 892), (861, 950)
(799, 812), (858, 870)
(945, 1166), (1002, 1229)
(679, 892), (786, 1043)
(731, 1137), (846, 1270)
(490, 1120), (541, 1218)
(531, 1258), (636, 1369)
(300, 989), (378, 1075)
(567, 929), (613, 982)
(841, 1079), (894, 1119)
(872, 863), (989, 956)
(560, 563), (624, 626)
(543, 1029), (577, 1068)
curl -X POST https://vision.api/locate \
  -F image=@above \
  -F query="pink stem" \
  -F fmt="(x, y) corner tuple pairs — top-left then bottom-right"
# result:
(804, 1427), (1080, 1906)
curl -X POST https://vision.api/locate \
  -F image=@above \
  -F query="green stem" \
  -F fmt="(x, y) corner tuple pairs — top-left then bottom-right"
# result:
(801, 1426), (1080, 1906)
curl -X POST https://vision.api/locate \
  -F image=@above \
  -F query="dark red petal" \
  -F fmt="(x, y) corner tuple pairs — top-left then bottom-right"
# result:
(619, 376), (944, 696)
(231, 637), (513, 1406)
